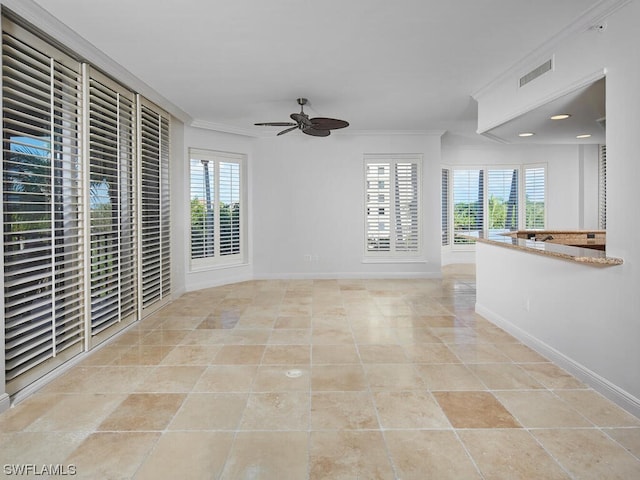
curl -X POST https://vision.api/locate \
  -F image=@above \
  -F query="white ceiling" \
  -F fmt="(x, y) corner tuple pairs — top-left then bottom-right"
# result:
(32, 0), (604, 139)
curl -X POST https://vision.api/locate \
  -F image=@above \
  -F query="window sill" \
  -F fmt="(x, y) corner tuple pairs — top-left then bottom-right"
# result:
(189, 260), (248, 273)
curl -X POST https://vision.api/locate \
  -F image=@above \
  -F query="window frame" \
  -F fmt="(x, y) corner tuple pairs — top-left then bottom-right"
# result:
(363, 154), (423, 262)
(188, 148), (247, 271)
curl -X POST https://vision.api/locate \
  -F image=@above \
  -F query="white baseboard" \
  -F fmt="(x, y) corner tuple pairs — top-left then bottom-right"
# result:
(0, 393), (10, 413)
(252, 271), (442, 280)
(476, 302), (640, 419)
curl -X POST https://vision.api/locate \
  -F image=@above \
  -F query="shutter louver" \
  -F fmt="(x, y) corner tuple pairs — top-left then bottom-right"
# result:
(2, 27), (84, 393)
(365, 163), (391, 252)
(441, 168), (450, 246)
(394, 162), (419, 252)
(140, 102), (170, 312)
(219, 162), (241, 256)
(599, 145), (606, 230)
(88, 71), (137, 340)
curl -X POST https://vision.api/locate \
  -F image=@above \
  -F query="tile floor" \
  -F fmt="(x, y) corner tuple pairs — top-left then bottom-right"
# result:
(1, 270), (640, 479)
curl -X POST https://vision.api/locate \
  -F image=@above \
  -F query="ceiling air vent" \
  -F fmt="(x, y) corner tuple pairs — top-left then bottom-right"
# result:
(519, 59), (553, 88)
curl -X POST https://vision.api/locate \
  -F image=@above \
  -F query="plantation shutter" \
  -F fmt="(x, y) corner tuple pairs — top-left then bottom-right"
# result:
(87, 69), (137, 343)
(219, 161), (241, 256)
(599, 145), (606, 230)
(394, 162), (419, 252)
(524, 166), (545, 229)
(487, 168), (519, 230)
(139, 98), (171, 314)
(365, 162), (391, 252)
(441, 168), (450, 246)
(453, 169), (484, 244)
(2, 22), (84, 393)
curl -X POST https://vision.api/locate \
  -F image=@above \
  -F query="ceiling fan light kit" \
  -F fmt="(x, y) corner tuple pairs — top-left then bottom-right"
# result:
(255, 98), (349, 137)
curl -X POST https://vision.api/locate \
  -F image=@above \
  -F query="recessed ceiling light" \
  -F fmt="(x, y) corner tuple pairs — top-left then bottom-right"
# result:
(518, 132), (535, 137)
(550, 114), (571, 120)
(576, 134), (592, 139)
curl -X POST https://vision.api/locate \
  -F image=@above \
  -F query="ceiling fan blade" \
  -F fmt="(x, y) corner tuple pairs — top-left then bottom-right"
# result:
(277, 125), (299, 136)
(255, 122), (297, 126)
(303, 127), (331, 137)
(290, 113), (312, 127)
(310, 117), (349, 130)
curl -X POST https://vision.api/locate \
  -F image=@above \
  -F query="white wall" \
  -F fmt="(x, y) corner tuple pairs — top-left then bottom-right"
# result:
(181, 126), (255, 291)
(472, 1), (640, 410)
(251, 133), (443, 279)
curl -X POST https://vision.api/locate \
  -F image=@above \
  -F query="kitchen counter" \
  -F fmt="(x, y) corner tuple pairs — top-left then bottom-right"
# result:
(459, 230), (623, 266)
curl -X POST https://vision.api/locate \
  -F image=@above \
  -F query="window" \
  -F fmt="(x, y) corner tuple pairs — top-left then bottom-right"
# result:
(365, 155), (422, 257)
(190, 149), (246, 268)
(599, 144), (606, 229)
(524, 166), (546, 229)
(452, 169), (484, 244)
(442, 164), (545, 246)
(1, 17), (172, 395)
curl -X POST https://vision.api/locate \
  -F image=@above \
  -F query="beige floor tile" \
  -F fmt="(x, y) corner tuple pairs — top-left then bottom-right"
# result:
(160, 345), (221, 365)
(112, 345), (173, 366)
(25, 393), (126, 432)
(468, 363), (544, 390)
(0, 431), (88, 466)
(239, 392), (310, 430)
(433, 391), (520, 428)
(385, 430), (482, 479)
(459, 429), (571, 480)
(168, 393), (247, 430)
(261, 345), (311, 365)
(213, 345), (265, 364)
(311, 391), (379, 430)
(604, 427), (640, 459)
(139, 329), (189, 346)
(235, 314), (276, 329)
(364, 363), (425, 390)
(267, 328), (312, 345)
(430, 326), (479, 344)
(222, 329), (271, 345)
(394, 327), (443, 344)
(312, 326), (355, 345)
(136, 431), (234, 480)
(192, 365), (258, 392)
(274, 316), (312, 329)
(555, 390), (640, 427)
(309, 431), (394, 480)
(357, 344), (408, 363)
(42, 366), (154, 394)
(97, 393), (185, 431)
(448, 343), (511, 363)
(494, 390), (592, 427)
(134, 365), (206, 393)
(312, 364), (367, 391)
(0, 393), (65, 432)
(221, 431), (308, 479)
(373, 390), (450, 428)
(252, 365), (310, 391)
(351, 326), (398, 344)
(519, 362), (587, 389)
(312, 345), (360, 364)
(498, 342), (549, 362)
(533, 428), (640, 480)
(414, 363), (486, 391)
(403, 343), (460, 363)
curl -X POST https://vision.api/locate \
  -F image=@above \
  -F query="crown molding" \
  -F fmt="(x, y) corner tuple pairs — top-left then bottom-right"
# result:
(1, 0), (192, 124)
(472, 0), (631, 101)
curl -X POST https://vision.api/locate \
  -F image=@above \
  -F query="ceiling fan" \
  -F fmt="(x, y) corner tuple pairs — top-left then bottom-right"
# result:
(255, 98), (349, 137)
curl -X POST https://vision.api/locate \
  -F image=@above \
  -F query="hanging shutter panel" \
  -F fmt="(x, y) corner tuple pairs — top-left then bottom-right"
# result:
(394, 162), (419, 252)
(219, 161), (241, 256)
(441, 168), (450, 246)
(525, 166), (545, 229)
(88, 69), (137, 341)
(190, 158), (214, 260)
(139, 100), (171, 313)
(599, 145), (606, 230)
(365, 162), (391, 252)
(453, 169), (484, 244)
(2, 24), (84, 393)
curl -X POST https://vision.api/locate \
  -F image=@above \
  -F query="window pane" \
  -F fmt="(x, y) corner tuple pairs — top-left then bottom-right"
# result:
(525, 167), (545, 229)
(219, 161), (241, 256)
(190, 158), (215, 259)
(453, 169), (484, 244)
(487, 168), (519, 230)
(394, 162), (419, 252)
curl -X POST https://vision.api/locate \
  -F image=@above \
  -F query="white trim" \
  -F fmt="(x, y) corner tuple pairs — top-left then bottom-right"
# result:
(476, 302), (640, 419)
(252, 272), (442, 281)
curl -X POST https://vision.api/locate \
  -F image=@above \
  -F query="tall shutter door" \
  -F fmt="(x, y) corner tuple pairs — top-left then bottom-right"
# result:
(394, 162), (419, 252)
(139, 99), (171, 314)
(2, 23), (84, 394)
(87, 69), (137, 344)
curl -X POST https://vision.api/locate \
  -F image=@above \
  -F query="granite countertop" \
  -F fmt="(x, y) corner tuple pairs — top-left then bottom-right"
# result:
(458, 230), (623, 266)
